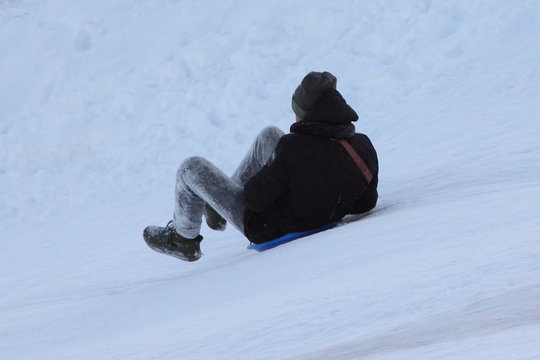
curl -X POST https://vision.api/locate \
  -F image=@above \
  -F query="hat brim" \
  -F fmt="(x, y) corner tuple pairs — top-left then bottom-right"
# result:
(291, 97), (307, 119)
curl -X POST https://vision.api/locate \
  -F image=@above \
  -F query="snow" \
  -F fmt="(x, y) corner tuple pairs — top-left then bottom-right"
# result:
(1, 0), (540, 359)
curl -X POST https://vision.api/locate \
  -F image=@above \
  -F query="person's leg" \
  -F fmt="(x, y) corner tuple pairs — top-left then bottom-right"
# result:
(174, 156), (246, 238)
(174, 126), (284, 237)
(204, 126), (284, 230)
(231, 126), (284, 185)
(144, 127), (285, 260)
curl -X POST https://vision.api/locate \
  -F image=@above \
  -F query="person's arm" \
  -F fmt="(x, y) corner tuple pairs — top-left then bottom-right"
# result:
(243, 138), (290, 213)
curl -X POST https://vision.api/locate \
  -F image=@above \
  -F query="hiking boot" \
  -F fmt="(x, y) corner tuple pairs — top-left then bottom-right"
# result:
(143, 221), (203, 262)
(204, 204), (227, 231)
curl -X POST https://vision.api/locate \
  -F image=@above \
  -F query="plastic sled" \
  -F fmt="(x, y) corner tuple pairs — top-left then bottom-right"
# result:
(247, 221), (341, 252)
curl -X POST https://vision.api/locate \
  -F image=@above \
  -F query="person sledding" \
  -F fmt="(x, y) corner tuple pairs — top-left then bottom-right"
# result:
(143, 71), (379, 261)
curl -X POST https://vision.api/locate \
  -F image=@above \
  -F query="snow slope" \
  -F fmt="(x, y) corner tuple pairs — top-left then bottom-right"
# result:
(1, 0), (540, 359)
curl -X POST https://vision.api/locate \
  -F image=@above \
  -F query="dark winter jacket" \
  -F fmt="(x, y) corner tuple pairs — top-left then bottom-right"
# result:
(243, 88), (379, 244)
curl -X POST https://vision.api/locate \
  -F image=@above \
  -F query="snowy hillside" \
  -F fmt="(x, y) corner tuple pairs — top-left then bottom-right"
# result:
(1, 0), (540, 359)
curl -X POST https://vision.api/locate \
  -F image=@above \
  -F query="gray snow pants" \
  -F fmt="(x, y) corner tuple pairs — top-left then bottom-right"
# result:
(173, 126), (284, 238)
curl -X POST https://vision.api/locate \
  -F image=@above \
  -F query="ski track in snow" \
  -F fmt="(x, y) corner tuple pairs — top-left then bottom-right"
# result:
(1, 1), (540, 359)
(294, 285), (540, 359)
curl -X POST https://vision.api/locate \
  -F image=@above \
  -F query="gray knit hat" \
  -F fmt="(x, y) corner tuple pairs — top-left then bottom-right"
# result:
(291, 71), (337, 119)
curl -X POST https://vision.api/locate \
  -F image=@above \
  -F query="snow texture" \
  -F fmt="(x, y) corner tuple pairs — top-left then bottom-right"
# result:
(1, 1), (540, 359)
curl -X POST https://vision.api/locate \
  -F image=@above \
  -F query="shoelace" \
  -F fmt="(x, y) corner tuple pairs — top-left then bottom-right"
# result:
(165, 220), (202, 249)
(164, 220), (181, 245)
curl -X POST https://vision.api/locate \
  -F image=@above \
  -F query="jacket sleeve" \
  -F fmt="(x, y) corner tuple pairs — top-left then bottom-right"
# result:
(243, 138), (290, 213)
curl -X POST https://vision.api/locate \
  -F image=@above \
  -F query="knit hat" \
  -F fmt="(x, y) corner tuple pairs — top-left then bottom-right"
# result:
(291, 71), (337, 119)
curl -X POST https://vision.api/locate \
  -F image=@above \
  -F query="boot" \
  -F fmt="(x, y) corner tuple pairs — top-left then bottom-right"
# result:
(204, 204), (227, 231)
(143, 221), (203, 262)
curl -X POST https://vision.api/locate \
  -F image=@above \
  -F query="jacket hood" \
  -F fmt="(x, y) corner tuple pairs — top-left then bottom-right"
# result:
(305, 88), (358, 124)
(290, 88), (358, 139)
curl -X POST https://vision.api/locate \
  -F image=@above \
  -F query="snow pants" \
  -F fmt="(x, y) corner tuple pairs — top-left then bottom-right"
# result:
(173, 126), (284, 238)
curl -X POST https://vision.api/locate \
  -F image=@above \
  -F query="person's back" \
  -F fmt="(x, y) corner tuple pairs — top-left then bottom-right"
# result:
(243, 75), (378, 243)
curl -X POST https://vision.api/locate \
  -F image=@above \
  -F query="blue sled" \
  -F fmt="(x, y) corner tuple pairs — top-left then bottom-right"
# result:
(247, 221), (341, 252)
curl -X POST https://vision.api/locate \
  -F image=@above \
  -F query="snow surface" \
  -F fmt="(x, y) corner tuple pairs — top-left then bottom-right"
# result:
(1, 0), (540, 359)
